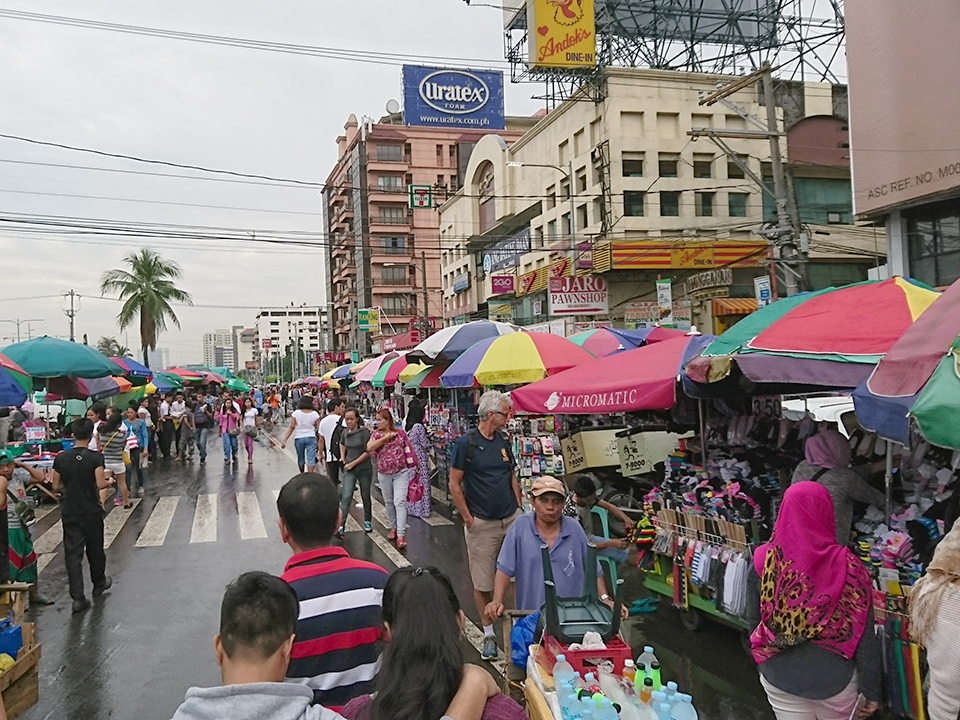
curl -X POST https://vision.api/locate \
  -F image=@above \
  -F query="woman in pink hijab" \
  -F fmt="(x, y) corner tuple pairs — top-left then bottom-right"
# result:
(791, 428), (885, 545)
(752, 482), (880, 720)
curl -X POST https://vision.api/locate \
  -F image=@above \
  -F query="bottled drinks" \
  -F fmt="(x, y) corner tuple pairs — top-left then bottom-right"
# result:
(665, 682), (678, 701)
(554, 654), (579, 688)
(670, 694), (698, 720)
(639, 677), (654, 704)
(650, 661), (662, 689)
(622, 659), (637, 684)
(559, 691), (580, 720)
(596, 698), (618, 720)
(637, 645), (659, 671)
(657, 702), (673, 720)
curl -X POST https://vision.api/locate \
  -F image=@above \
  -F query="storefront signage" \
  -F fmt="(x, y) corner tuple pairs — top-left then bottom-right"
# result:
(490, 276), (515, 295)
(549, 275), (608, 316)
(526, 319), (565, 336)
(24, 425), (46, 443)
(358, 308), (381, 333)
(577, 243), (594, 271)
(408, 185), (433, 209)
(484, 228), (531, 273)
(573, 321), (612, 332)
(488, 300), (512, 320)
(624, 301), (692, 330)
(527, 0), (597, 70)
(452, 273), (470, 293)
(755, 275), (772, 307)
(610, 240), (767, 270)
(533, 300), (543, 316)
(672, 244), (715, 269)
(656, 279), (673, 324)
(685, 268), (733, 296)
(261, 339), (272, 350)
(244, 360), (257, 370)
(383, 330), (420, 352)
(402, 65), (505, 130)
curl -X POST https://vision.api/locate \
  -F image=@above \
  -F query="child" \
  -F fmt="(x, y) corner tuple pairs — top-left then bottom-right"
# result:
(52, 418), (115, 613)
(563, 475), (636, 564)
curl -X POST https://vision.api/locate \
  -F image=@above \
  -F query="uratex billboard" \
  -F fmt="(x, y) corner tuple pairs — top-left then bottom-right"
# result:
(402, 65), (505, 130)
(846, 0), (960, 217)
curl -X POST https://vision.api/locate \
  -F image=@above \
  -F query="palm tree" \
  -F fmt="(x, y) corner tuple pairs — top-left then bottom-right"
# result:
(95, 336), (132, 358)
(100, 249), (193, 368)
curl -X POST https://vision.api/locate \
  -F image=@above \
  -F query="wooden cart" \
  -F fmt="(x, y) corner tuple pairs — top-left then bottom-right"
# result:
(0, 584), (41, 718)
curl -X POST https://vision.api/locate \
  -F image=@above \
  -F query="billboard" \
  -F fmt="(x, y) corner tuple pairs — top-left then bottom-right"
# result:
(402, 65), (505, 130)
(549, 276), (608, 316)
(528, 0), (596, 69)
(490, 276), (516, 295)
(847, 0), (960, 216)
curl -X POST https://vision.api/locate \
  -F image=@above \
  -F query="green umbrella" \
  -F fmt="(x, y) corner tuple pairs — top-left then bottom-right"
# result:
(3, 335), (124, 379)
(371, 356), (402, 388)
(225, 377), (251, 392)
(152, 371), (186, 390)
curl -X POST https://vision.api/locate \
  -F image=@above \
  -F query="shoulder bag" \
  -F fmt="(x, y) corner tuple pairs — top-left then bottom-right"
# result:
(7, 489), (35, 529)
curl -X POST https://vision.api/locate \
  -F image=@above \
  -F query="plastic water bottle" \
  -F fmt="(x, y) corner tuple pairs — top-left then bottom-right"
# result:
(665, 682), (678, 702)
(670, 694), (698, 720)
(596, 698), (618, 720)
(580, 704), (595, 720)
(554, 655), (578, 688)
(657, 703), (673, 720)
(637, 645), (659, 671)
(650, 661), (662, 689)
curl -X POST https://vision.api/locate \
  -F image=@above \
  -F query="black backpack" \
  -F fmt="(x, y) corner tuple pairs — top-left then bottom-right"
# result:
(330, 416), (346, 452)
(463, 427), (514, 474)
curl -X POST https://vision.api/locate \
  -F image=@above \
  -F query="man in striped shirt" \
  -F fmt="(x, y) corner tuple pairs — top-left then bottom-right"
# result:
(278, 473), (388, 710)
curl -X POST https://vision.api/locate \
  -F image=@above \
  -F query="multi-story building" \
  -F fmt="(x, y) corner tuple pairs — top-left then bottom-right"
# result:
(253, 305), (329, 375)
(145, 347), (169, 370)
(202, 330), (235, 370)
(236, 328), (257, 373)
(439, 66), (876, 334)
(322, 109), (537, 360)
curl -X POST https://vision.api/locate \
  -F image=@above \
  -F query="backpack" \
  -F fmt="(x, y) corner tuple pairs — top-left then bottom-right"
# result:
(462, 428), (514, 474)
(330, 415), (346, 453)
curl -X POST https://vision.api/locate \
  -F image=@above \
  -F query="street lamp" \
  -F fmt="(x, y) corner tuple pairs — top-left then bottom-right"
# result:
(383, 251), (431, 339)
(507, 160), (576, 253)
(0, 318), (43, 343)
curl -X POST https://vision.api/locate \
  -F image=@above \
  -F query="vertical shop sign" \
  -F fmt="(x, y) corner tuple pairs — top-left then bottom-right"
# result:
(656, 279), (673, 324)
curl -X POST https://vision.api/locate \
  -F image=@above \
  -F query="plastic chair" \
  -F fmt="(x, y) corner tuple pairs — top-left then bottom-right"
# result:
(591, 506), (620, 592)
(540, 543), (623, 644)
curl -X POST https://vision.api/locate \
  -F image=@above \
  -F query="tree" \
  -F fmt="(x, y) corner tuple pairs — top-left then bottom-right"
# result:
(100, 249), (193, 368)
(95, 336), (132, 358)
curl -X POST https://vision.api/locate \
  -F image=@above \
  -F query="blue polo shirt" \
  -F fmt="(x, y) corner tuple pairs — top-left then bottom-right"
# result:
(496, 513), (602, 611)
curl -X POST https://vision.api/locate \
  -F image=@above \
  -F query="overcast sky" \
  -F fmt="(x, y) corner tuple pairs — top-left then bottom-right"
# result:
(0, 1), (540, 364)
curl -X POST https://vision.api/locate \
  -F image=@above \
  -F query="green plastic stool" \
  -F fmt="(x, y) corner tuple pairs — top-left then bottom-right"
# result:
(591, 505), (620, 592)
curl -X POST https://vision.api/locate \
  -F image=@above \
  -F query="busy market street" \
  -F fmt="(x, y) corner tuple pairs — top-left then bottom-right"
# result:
(2, 1), (960, 720)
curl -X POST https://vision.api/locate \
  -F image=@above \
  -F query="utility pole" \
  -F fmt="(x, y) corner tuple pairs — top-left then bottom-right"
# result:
(420, 251), (429, 340)
(0, 318), (43, 343)
(62, 290), (79, 341)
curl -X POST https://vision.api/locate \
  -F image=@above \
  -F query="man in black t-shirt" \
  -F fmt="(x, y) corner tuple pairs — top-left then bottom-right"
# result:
(52, 418), (115, 613)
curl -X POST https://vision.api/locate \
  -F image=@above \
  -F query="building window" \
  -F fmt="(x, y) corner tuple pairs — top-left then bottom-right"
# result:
(693, 155), (713, 179)
(696, 192), (715, 217)
(562, 212), (572, 237)
(729, 193), (748, 217)
(576, 169), (587, 193)
(658, 155), (679, 178)
(381, 266), (408, 285)
(546, 186), (556, 209)
(379, 206), (407, 224)
(727, 155), (748, 179)
(381, 295), (408, 314)
(436, 145), (444, 163)
(548, 220), (558, 243)
(450, 175), (459, 191)
(908, 205), (960, 287)
(622, 152), (644, 177)
(378, 175), (403, 191)
(660, 192), (680, 217)
(534, 226), (544, 249)
(381, 237), (406, 255)
(577, 204), (588, 230)
(624, 191), (645, 217)
(560, 178), (571, 200)
(377, 145), (403, 162)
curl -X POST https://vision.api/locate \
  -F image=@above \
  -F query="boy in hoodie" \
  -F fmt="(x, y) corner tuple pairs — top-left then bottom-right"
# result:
(170, 571), (496, 720)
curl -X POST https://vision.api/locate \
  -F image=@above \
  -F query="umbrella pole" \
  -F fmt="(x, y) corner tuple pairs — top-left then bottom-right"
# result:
(885, 441), (894, 523)
(699, 399), (708, 471)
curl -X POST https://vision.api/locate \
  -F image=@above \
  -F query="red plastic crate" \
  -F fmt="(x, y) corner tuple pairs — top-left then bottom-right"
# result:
(558, 636), (633, 676)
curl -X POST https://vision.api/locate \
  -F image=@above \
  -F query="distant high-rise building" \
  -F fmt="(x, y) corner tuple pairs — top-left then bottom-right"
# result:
(145, 347), (170, 369)
(203, 330), (235, 370)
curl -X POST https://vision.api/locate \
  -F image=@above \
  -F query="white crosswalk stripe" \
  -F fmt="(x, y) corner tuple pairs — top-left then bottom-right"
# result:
(103, 499), (142, 549)
(237, 492), (267, 539)
(190, 494), (217, 543)
(136, 496), (180, 547)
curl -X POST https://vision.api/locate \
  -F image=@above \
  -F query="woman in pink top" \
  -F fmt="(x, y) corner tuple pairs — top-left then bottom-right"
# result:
(367, 408), (413, 549)
(340, 566), (526, 720)
(214, 397), (241, 464)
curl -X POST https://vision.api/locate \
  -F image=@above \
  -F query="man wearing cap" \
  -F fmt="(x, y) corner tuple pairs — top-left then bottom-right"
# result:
(485, 476), (625, 620)
(449, 389), (522, 660)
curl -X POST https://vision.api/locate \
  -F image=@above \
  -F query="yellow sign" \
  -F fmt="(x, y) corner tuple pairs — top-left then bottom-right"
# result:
(527, 0), (596, 69)
(671, 243), (715, 269)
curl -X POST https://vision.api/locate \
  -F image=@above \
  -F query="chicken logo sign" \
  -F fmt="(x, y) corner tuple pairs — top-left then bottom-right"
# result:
(527, 0), (596, 69)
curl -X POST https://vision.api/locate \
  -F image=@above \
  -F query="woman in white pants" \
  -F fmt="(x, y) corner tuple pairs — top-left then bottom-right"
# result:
(367, 408), (412, 549)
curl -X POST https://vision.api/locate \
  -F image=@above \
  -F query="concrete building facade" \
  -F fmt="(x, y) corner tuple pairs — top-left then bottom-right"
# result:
(253, 305), (328, 375)
(202, 330), (234, 370)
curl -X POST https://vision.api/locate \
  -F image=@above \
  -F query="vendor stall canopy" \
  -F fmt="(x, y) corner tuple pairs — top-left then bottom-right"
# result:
(3, 336), (124, 379)
(854, 277), (960, 450)
(406, 320), (520, 364)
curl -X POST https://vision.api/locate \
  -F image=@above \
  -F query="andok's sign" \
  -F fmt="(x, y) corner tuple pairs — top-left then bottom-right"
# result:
(548, 275), (608, 315)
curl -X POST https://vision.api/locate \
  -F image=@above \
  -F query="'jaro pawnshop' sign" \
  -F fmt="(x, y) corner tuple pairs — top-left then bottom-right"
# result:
(548, 275), (608, 315)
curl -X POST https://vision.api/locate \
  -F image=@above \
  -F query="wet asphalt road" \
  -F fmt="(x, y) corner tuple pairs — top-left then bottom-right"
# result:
(20, 433), (773, 720)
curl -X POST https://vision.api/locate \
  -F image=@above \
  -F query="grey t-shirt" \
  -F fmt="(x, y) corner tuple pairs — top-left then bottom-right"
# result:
(341, 427), (372, 472)
(792, 460), (885, 546)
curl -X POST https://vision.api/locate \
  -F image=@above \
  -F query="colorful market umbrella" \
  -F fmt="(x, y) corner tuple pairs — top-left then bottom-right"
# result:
(398, 361), (431, 384)
(0, 353), (31, 406)
(512, 334), (716, 414)
(440, 332), (596, 389)
(566, 327), (686, 358)
(853, 278), (960, 448)
(407, 320), (519, 363)
(355, 352), (402, 383)
(320, 379), (341, 390)
(165, 367), (205, 382)
(48, 375), (133, 402)
(225, 377), (251, 393)
(325, 364), (353, 380)
(371, 353), (415, 388)
(3, 335), (124, 379)
(152, 371), (185, 390)
(404, 364), (450, 389)
(110, 356), (152, 381)
(686, 278), (940, 389)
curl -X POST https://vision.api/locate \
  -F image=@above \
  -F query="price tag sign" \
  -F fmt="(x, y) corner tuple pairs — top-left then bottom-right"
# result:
(751, 396), (782, 419)
(24, 425), (46, 442)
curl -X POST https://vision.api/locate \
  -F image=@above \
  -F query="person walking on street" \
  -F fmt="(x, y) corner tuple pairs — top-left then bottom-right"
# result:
(178, 400), (197, 461)
(193, 392), (213, 464)
(215, 397), (241, 464)
(241, 397), (259, 465)
(337, 408), (372, 537)
(158, 392), (173, 458)
(404, 399), (431, 519)
(448, 389), (522, 660)
(85, 401), (107, 452)
(0, 449), (54, 604)
(171, 392), (187, 460)
(280, 397), (321, 473)
(143, 397), (159, 460)
(51, 418), (114, 613)
(366, 409), (414, 550)
(123, 405), (148, 497)
(99, 410), (132, 508)
(318, 397), (346, 486)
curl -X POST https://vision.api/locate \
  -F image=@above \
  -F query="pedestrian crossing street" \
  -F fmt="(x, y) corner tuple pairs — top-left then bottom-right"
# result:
(34, 483), (453, 575)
